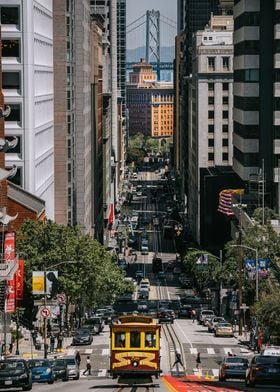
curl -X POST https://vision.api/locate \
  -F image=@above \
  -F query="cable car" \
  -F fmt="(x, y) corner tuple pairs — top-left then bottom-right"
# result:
(110, 314), (161, 378)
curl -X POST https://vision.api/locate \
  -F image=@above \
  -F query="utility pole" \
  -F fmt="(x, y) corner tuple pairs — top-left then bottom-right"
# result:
(238, 229), (243, 336)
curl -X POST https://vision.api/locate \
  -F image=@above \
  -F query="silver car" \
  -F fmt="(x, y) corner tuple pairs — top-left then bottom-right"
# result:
(63, 356), (79, 380)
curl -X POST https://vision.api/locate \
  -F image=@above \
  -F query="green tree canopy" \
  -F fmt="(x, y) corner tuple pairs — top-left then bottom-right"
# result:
(16, 220), (127, 309)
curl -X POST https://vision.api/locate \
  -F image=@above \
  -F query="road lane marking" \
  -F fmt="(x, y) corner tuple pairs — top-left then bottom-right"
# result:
(212, 368), (219, 377)
(85, 348), (93, 354)
(102, 348), (109, 355)
(97, 369), (107, 377)
(174, 320), (193, 348)
(190, 347), (198, 355)
(67, 348), (76, 355)
(207, 348), (215, 354)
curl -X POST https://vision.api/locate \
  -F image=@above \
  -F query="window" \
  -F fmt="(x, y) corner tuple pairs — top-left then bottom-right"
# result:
(208, 139), (214, 147)
(222, 57), (230, 70)
(0, 7), (19, 25)
(223, 96), (229, 105)
(6, 166), (22, 186)
(223, 124), (229, 133)
(2, 72), (20, 90)
(223, 111), (229, 119)
(2, 40), (20, 57)
(208, 83), (214, 91)
(222, 139), (228, 147)
(208, 96), (214, 105)
(244, 69), (259, 82)
(208, 57), (215, 70)
(222, 152), (229, 161)
(208, 124), (214, 133)
(208, 111), (214, 119)
(115, 332), (126, 348)
(208, 153), (214, 161)
(5, 136), (21, 154)
(145, 332), (156, 348)
(130, 332), (140, 348)
(5, 104), (20, 122)
(222, 83), (229, 91)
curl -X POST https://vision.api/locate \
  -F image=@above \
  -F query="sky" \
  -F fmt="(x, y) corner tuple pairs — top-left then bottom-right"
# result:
(126, 0), (177, 49)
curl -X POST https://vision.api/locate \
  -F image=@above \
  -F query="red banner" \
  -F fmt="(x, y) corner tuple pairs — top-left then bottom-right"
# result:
(4, 232), (16, 313)
(15, 259), (24, 302)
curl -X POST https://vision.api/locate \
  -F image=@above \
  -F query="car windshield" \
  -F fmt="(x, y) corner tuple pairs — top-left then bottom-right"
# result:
(202, 311), (214, 315)
(0, 361), (25, 371)
(256, 356), (280, 364)
(65, 358), (76, 365)
(29, 360), (50, 368)
(85, 318), (101, 325)
(226, 357), (248, 364)
(218, 323), (231, 327)
(52, 359), (65, 367)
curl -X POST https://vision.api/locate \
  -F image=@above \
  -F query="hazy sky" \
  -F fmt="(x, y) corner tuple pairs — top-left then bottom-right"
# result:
(126, 0), (177, 49)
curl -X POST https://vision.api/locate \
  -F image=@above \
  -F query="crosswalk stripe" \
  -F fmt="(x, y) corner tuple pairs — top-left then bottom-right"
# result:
(224, 348), (232, 355)
(67, 348), (76, 355)
(97, 369), (107, 377)
(212, 369), (219, 377)
(207, 348), (215, 355)
(102, 348), (109, 355)
(85, 348), (93, 354)
(190, 348), (198, 355)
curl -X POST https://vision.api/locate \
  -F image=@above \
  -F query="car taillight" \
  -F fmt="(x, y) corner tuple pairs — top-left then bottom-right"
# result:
(224, 364), (230, 369)
(255, 366), (264, 372)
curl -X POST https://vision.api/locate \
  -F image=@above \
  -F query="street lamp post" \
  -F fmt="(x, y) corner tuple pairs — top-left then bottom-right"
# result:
(42, 260), (77, 359)
(229, 244), (259, 336)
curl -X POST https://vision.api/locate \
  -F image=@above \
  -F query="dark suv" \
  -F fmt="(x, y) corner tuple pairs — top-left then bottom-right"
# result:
(84, 316), (104, 334)
(0, 359), (32, 390)
(158, 309), (174, 324)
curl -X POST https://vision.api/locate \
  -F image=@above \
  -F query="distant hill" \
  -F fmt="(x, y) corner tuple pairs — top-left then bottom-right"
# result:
(126, 46), (175, 63)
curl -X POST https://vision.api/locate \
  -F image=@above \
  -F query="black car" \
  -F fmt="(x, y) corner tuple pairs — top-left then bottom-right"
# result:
(245, 355), (280, 387)
(0, 359), (32, 390)
(178, 305), (192, 318)
(72, 328), (93, 345)
(158, 309), (174, 324)
(50, 358), (69, 382)
(219, 356), (249, 381)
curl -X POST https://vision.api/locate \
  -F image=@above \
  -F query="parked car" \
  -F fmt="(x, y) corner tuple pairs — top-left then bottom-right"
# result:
(83, 316), (104, 334)
(158, 309), (174, 324)
(215, 322), (234, 337)
(208, 317), (226, 333)
(198, 309), (215, 325)
(0, 359), (32, 390)
(137, 300), (148, 312)
(50, 358), (69, 382)
(28, 359), (54, 384)
(245, 355), (280, 387)
(72, 328), (93, 345)
(63, 356), (79, 380)
(219, 356), (249, 381)
(138, 288), (149, 300)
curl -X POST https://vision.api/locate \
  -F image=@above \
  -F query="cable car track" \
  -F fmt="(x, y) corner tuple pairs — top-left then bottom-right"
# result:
(114, 386), (155, 392)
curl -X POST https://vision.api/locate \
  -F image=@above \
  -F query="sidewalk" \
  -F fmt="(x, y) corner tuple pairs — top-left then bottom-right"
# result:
(8, 336), (73, 359)
(234, 329), (254, 352)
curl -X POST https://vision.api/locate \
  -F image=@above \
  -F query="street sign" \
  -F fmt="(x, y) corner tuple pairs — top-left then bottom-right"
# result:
(34, 300), (58, 306)
(40, 307), (51, 318)
(56, 294), (66, 304)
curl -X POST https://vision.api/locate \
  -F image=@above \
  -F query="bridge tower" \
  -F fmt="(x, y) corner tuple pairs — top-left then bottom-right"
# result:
(145, 10), (160, 80)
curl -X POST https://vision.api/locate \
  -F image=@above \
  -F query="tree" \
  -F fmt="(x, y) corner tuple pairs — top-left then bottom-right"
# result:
(252, 293), (280, 340)
(16, 220), (127, 310)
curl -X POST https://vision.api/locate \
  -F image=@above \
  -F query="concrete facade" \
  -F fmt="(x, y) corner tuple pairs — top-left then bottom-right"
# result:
(1, 0), (54, 219)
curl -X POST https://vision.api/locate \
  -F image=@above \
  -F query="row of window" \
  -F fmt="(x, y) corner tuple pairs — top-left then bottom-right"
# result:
(208, 96), (229, 105)
(208, 152), (229, 161)
(208, 82), (229, 91)
(208, 110), (229, 119)
(209, 124), (229, 133)
(207, 56), (230, 71)
(208, 138), (229, 147)
(0, 6), (19, 25)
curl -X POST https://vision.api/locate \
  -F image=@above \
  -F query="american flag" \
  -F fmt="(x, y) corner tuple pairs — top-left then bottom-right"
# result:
(217, 189), (245, 216)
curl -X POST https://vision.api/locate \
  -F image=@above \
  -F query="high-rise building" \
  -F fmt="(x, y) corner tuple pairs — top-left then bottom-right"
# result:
(186, 16), (234, 244)
(177, 0), (186, 32)
(127, 59), (174, 138)
(1, 1), (55, 219)
(233, 1), (279, 211)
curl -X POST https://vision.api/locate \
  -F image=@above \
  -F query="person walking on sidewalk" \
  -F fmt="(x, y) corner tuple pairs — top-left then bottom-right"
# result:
(83, 356), (91, 375)
(50, 334), (55, 353)
(75, 350), (81, 367)
(196, 352), (201, 369)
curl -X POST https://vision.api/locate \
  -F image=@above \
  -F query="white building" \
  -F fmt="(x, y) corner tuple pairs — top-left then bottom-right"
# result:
(187, 15), (234, 243)
(1, 1), (54, 219)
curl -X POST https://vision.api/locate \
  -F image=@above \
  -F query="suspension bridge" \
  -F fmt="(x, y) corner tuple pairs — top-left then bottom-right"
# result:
(126, 10), (177, 80)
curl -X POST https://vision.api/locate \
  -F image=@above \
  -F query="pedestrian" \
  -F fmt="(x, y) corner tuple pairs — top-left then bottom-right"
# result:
(191, 309), (196, 323)
(196, 352), (201, 369)
(75, 350), (81, 366)
(57, 333), (63, 351)
(172, 351), (185, 370)
(50, 334), (55, 353)
(83, 356), (91, 375)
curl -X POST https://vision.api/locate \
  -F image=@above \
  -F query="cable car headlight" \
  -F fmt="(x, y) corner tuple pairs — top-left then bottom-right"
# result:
(131, 360), (139, 367)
